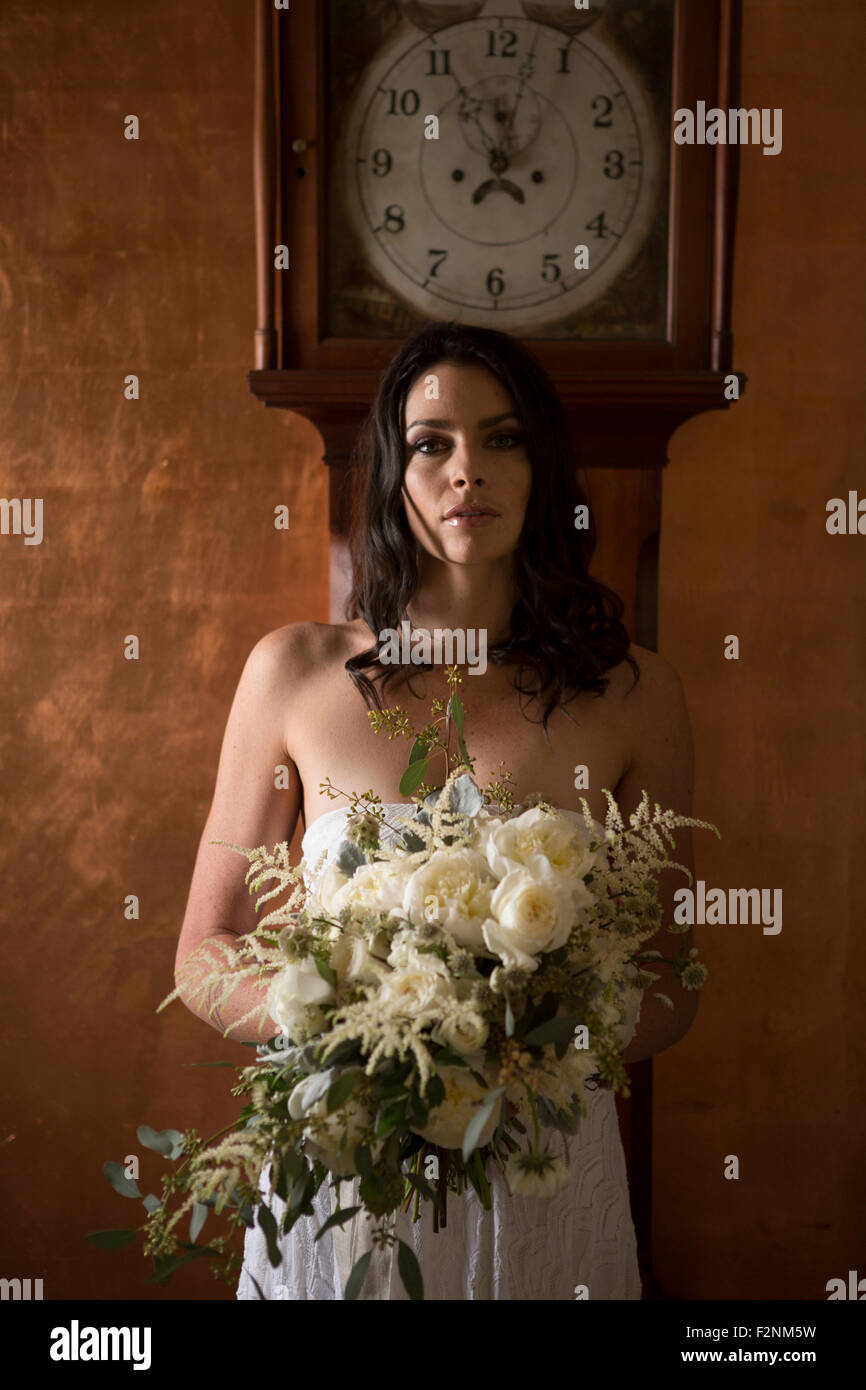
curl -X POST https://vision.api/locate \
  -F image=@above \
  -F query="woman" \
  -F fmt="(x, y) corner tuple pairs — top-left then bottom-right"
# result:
(175, 320), (698, 1300)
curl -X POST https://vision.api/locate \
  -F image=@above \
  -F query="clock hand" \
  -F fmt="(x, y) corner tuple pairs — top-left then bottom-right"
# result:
(472, 177), (525, 206)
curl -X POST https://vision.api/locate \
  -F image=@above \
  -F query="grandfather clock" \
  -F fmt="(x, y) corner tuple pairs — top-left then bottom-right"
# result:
(248, 0), (744, 1293)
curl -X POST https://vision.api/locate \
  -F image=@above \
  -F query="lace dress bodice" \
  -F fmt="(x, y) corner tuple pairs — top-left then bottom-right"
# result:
(235, 803), (642, 1301)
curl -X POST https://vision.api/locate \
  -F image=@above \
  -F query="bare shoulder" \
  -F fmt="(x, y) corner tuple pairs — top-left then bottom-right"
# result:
(246, 618), (371, 684)
(620, 642), (688, 707)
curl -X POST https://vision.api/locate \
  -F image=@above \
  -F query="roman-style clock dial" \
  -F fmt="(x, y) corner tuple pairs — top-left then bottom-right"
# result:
(340, 12), (661, 332)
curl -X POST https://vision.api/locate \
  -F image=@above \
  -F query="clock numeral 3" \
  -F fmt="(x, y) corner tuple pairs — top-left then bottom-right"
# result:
(604, 150), (625, 180)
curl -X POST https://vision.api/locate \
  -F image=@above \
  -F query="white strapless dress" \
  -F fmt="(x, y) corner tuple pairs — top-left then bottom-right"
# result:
(236, 803), (642, 1301)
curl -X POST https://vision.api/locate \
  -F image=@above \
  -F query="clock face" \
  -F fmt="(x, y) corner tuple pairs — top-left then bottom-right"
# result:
(324, 1), (674, 340)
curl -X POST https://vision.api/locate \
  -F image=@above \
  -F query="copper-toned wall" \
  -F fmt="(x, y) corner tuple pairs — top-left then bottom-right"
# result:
(0, 1), (328, 1299)
(653, 0), (865, 1297)
(1, 0), (863, 1306)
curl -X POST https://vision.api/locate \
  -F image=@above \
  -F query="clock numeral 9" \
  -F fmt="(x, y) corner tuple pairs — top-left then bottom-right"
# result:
(486, 29), (518, 58)
(370, 149), (392, 178)
(384, 88), (420, 116)
(541, 254), (561, 283)
(604, 150), (625, 180)
(592, 95), (614, 128)
(383, 205), (405, 233)
(486, 267), (504, 297)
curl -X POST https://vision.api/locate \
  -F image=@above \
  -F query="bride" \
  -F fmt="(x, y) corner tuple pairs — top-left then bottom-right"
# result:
(175, 319), (698, 1300)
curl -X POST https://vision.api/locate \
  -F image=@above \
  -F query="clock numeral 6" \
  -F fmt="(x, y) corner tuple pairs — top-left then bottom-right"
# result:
(486, 268), (504, 298)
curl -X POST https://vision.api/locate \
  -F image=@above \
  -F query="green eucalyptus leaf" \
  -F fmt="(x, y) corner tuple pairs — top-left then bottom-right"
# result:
(345, 1249), (372, 1300)
(137, 1125), (185, 1160)
(257, 1203), (282, 1269)
(504, 996), (515, 1037)
(399, 759), (429, 797)
(353, 1144), (374, 1178)
(85, 1228), (139, 1251)
(314, 956), (337, 989)
(424, 1073), (445, 1108)
(461, 1085), (505, 1163)
(397, 1239), (424, 1301)
(450, 693), (465, 737)
(189, 1202), (208, 1243)
(326, 1070), (359, 1113)
(103, 1161), (142, 1199)
(299, 1069), (336, 1112)
(314, 1205), (363, 1241)
(142, 1193), (162, 1214)
(523, 1016), (582, 1048)
(408, 738), (429, 764)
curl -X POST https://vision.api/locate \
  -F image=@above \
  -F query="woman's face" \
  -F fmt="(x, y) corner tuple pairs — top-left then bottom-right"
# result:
(401, 360), (532, 569)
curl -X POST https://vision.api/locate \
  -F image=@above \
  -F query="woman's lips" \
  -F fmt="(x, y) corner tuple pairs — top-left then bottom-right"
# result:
(444, 511), (499, 529)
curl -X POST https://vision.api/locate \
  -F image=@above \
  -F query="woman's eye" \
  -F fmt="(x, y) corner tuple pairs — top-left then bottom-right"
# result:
(409, 432), (522, 455)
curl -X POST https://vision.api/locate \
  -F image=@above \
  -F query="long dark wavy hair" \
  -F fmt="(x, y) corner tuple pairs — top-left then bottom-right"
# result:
(344, 320), (639, 729)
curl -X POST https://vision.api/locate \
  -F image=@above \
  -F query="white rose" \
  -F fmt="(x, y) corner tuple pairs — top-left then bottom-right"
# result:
(329, 932), (386, 987)
(431, 1009), (489, 1056)
(378, 950), (456, 1018)
(403, 849), (497, 950)
(485, 808), (598, 905)
(324, 858), (414, 917)
(287, 1072), (372, 1178)
(267, 957), (335, 1039)
(483, 861), (578, 970)
(504, 1153), (569, 1198)
(410, 1066), (501, 1150)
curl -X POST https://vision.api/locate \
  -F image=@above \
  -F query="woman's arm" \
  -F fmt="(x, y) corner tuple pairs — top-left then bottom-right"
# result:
(613, 649), (699, 1065)
(174, 626), (304, 1044)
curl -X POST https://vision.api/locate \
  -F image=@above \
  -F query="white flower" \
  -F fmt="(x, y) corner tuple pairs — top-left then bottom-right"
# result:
(328, 932), (386, 988)
(378, 949), (456, 1018)
(504, 1153), (569, 1198)
(410, 1066), (501, 1150)
(484, 808), (598, 901)
(403, 849), (497, 951)
(431, 1009), (489, 1056)
(483, 861), (578, 970)
(267, 957), (334, 1039)
(287, 1072), (371, 1178)
(324, 858), (414, 916)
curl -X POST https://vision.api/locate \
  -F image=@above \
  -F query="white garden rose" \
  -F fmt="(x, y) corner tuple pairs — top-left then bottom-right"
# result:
(267, 957), (335, 1039)
(328, 931), (386, 987)
(431, 1009), (489, 1056)
(378, 949), (456, 1018)
(484, 807), (598, 906)
(403, 848), (497, 950)
(287, 1072), (372, 1178)
(324, 857), (414, 916)
(410, 1066), (501, 1150)
(483, 861), (578, 970)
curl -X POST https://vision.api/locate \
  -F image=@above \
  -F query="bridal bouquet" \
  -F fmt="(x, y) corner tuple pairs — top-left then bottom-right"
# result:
(90, 668), (718, 1300)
